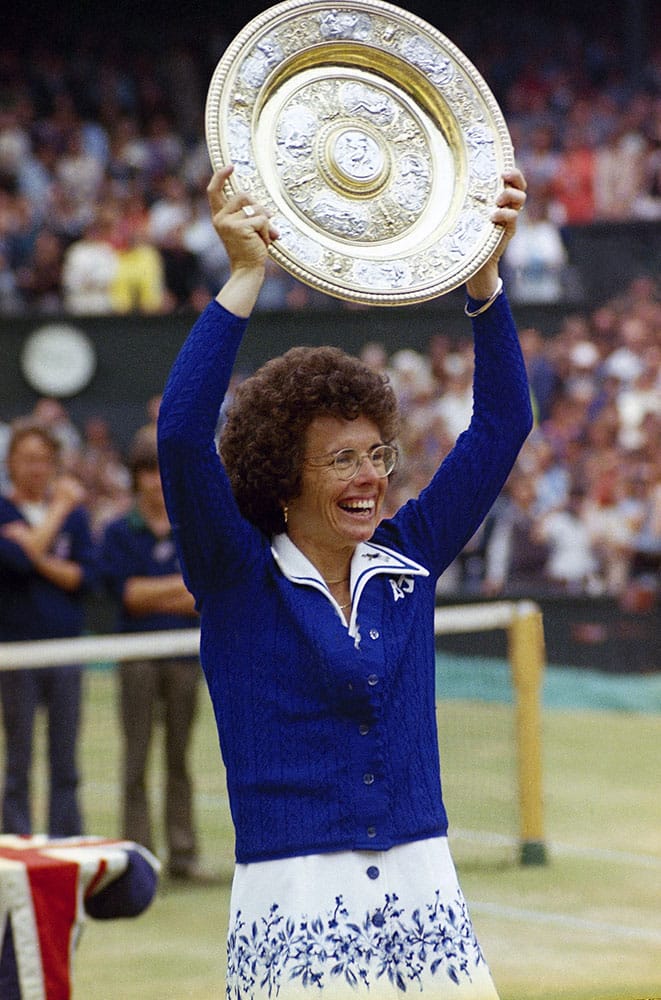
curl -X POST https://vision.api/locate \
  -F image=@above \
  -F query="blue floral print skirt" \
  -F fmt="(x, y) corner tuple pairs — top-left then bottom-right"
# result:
(226, 836), (500, 998)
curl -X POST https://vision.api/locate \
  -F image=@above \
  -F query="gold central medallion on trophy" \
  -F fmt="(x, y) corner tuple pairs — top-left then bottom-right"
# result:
(322, 124), (390, 196)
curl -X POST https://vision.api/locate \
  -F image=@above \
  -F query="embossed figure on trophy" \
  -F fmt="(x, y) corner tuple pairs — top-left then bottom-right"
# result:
(334, 130), (383, 182)
(445, 211), (484, 259)
(227, 117), (253, 170)
(311, 195), (369, 238)
(466, 125), (497, 182)
(241, 36), (284, 88)
(341, 83), (396, 126)
(394, 154), (431, 213)
(401, 36), (455, 87)
(319, 10), (373, 42)
(278, 106), (318, 160)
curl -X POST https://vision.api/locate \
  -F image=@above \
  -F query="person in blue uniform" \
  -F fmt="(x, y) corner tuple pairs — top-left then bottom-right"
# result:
(157, 164), (531, 998)
(100, 424), (205, 880)
(0, 422), (95, 836)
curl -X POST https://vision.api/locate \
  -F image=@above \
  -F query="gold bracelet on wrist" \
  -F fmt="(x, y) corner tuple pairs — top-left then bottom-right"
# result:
(464, 277), (504, 318)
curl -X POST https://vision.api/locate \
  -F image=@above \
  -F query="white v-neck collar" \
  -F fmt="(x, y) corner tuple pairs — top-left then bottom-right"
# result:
(271, 533), (429, 633)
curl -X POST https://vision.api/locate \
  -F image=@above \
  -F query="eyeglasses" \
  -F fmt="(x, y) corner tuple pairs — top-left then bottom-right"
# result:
(306, 444), (398, 481)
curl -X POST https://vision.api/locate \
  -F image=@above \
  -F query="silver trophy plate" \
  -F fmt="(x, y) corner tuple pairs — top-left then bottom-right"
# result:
(206, 0), (514, 305)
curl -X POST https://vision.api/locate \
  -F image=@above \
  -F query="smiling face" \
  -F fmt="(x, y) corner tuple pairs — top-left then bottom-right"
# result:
(286, 414), (390, 571)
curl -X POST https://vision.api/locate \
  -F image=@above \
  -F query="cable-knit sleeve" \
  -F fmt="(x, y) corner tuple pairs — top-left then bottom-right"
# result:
(381, 290), (533, 577)
(157, 300), (261, 600)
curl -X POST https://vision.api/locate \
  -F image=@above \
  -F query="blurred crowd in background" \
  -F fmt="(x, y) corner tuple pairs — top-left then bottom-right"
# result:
(0, 269), (658, 603)
(0, 9), (659, 603)
(380, 274), (660, 604)
(0, 10), (659, 313)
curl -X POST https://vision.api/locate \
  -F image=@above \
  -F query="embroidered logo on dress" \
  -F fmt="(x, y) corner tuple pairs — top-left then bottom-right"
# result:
(389, 575), (414, 602)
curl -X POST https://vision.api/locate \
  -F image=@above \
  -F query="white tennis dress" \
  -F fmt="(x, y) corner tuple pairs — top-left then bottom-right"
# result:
(226, 836), (500, 998)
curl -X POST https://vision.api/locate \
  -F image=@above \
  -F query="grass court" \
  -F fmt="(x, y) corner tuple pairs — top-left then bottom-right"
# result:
(17, 660), (661, 999)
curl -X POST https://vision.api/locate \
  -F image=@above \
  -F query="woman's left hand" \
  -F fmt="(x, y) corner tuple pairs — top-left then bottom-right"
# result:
(466, 167), (527, 300)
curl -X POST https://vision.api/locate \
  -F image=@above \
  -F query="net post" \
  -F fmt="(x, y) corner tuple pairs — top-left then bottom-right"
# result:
(508, 603), (548, 866)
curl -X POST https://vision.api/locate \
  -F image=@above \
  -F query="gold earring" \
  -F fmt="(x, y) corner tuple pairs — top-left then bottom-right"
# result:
(283, 505), (288, 524)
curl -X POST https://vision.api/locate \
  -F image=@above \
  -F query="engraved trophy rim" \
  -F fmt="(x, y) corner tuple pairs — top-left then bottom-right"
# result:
(205, 0), (514, 306)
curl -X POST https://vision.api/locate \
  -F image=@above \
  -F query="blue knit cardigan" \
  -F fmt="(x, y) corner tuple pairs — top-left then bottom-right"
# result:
(158, 293), (532, 863)
(0, 500), (96, 641)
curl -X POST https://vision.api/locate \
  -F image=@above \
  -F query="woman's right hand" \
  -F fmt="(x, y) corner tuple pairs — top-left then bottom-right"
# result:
(208, 167), (278, 269)
(208, 166), (280, 316)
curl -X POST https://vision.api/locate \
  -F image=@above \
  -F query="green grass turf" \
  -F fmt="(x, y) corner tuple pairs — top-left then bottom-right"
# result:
(11, 667), (661, 999)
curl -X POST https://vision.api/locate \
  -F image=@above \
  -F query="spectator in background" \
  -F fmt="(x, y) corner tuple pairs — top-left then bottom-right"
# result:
(524, 436), (570, 515)
(633, 116), (661, 220)
(502, 185), (569, 302)
(99, 425), (209, 882)
(0, 421), (95, 835)
(73, 416), (132, 539)
(431, 348), (475, 439)
(30, 397), (82, 472)
(536, 483), (600, 593)
(517, 124), (560, 195)
(181, 180), (230, 299)
(16, 129), (59, 221)
(46, 178), (92, 246)
(15, 227), (65, 313)
(142, 112), (184, 181)
(518, 326), (561, 424)
(106, 114), (150, 190)
(148, 173), (205, 309)
(0, 244), (22, 313)
(615, 358), (660, 450)
(603, 314), (648, 385)
(582, 464), (636, 594)
(104, 185), (166, 312)
(0, 97), (31, 184)
(627, 467), (661, 596)
(594, 121), (646, 221)
(55, 126), (105, 227)
(550, 126), (596, 225)
(482, 473), (550, 596)
(110, 219), (166, 314)
(61, 206), (119, 314)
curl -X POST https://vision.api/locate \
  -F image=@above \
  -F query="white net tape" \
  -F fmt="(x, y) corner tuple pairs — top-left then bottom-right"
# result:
(0, 602), (540, 671)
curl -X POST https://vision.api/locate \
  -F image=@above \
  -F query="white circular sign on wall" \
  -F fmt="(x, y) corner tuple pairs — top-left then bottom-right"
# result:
(21, 323), (97, 397)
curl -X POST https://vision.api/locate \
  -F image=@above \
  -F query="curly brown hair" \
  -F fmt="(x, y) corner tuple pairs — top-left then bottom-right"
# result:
(220, 345), (400, 535)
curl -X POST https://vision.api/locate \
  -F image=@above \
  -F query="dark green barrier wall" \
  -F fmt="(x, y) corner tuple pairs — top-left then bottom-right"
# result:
(1, 296), (571, 449)
(436, 595), (659, 674)
(2, 220), (659, 448)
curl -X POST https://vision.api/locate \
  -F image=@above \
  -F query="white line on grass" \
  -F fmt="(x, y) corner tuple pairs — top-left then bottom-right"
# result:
(82, 784), (661, 872)
(451, 828), (661, 869)
(471, 901), (661, 945)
